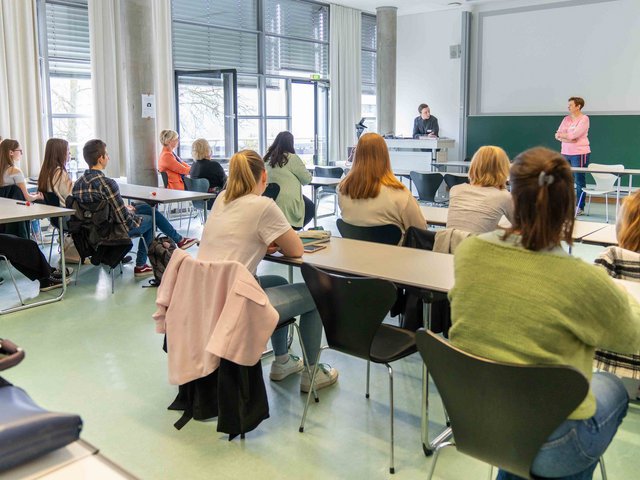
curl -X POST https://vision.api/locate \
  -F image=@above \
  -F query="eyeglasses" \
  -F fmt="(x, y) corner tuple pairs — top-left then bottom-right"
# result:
(11, 149), (23, 153)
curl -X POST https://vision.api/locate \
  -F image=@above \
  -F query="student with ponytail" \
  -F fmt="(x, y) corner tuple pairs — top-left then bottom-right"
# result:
(197, 150), (338, 392)
(449, 147), (640, 479)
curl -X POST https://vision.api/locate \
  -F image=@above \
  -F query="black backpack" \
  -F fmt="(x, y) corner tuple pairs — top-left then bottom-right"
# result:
(147, 235), (177, 286)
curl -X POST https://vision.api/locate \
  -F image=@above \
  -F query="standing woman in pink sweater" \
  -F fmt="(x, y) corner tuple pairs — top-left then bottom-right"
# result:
(555, 96), (590, 215)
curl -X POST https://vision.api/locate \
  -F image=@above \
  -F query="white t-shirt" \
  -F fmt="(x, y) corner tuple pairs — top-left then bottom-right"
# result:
(197, 191), (292, 275)
(1, 166), (25, 187)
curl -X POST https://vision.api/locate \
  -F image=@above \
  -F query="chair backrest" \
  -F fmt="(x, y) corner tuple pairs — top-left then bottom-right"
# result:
(183, 176), (210, 211)
(263, 183), (281, 201)
(0, 185), (24, 201)
(159, 170), (169, 188)
(42, 191), (62, 229)
(443, 173), (469, 190)
(588, 163), (624, 191)
(314, 166), (344, 179)
(415, 330), (589, 479)
(336, 219), (402, 245)
(301, 263), (397, 360)
(409, 172), (443, 202)
(0, 185), (28, 237)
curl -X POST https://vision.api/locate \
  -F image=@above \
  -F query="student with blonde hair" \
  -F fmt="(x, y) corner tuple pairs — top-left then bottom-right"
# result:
(337, 132), (426, 238)
(189, 138), (226, 209)
(446, 145), (513, 234)
(449, 147), (640, 479)
(158, 129), (190, 190)
(197, 150), (338, 392)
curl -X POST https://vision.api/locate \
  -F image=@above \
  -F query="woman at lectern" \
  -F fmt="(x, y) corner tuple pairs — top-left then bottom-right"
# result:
(412, 103), (439, 138)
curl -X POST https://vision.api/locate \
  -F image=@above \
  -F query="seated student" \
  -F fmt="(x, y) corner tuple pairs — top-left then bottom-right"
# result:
(446, 145), (514, 234)
(594, 190), (640, 395)
(338, 132), (426, 240)
(189, 138), (226, 209)
(37, 138), (73, 206)
(158, 129), (190, 190)
(197, 150), (338, 392)
(264, 131), (314, 229)
(0, 233), (70, 291)
(0, 138), (43, 202)
(72, 140), (197, 278)
(449, 147), (640, 480)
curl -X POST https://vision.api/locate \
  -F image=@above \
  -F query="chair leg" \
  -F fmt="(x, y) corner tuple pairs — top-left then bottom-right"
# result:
(75, 260), (82, 286)
(386, 363), (395, 474)
(299, 346), (328, 433)
(186, 211), (192, 238)
(599, 456), (607, 480)
(366, 360), (371, 399)
(111, 268), (115, 294)
(1, 257), (25, 306)
(290, 323), (318, 402)
(605, 194), (609, 223)
(48, 227), (58, 263)
(488, 464), (494, 480)
(586, 195), (592, 215)
(426, 441), (456, 480)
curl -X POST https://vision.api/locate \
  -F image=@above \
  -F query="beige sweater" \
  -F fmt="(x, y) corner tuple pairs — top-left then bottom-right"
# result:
(337, 184), (427, 239)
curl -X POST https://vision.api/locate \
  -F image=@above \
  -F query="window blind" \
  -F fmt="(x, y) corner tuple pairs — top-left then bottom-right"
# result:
(264, 0), (328, 42)
(361, 14), (376, 89)
(45, 0), (90, 77)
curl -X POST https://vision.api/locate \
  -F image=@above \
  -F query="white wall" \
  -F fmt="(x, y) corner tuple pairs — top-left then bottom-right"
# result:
(396, 9), (463, 160)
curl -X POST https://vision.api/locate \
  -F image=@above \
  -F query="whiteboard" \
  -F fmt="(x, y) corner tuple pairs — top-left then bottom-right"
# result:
(476, 0), (640, 114)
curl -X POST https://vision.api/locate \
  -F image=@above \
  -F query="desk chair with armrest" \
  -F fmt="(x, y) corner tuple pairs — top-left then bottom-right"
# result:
(299, 263), (417, 474)
(415, 329), (607, 480)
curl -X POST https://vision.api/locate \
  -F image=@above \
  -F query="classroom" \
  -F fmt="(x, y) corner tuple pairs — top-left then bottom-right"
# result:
(1, 0), (640, 478)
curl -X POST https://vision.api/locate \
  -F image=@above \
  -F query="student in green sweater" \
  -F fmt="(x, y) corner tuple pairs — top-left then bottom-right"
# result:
(264, 131), (314, 229)
(449, 147), (640, 480)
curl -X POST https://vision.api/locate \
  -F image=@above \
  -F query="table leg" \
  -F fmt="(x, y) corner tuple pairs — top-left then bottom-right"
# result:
(313, 186), (318, 228)
(421, 302), (432, 454)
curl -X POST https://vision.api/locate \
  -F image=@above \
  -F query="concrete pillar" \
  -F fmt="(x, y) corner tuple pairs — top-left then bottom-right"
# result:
(376, 7), (397, 136)
(120, 0), (157, 186)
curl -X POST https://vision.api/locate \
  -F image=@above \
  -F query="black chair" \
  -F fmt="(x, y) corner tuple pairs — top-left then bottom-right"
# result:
(415, 330), (606, 480)
(336, 219), (402, 245)
(262, 183), (281, 201)
(300, 264), (416, 474)
(409, 172), (444, 205)
(443, 173), (469, 190)
(159, 171), (169, 188)
(0, 185), (29, 238)
(314, 166), (343, 215)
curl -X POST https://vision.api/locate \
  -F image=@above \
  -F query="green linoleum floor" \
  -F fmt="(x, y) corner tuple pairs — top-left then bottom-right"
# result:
(1, 199), (638, 479)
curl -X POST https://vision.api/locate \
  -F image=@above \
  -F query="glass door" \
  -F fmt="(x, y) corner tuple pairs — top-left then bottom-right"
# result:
(291, 79), (329, 166)
(174, 69), (238, 159)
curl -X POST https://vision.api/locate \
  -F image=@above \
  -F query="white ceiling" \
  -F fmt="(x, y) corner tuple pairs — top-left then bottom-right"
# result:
(331, 0), (509, 15)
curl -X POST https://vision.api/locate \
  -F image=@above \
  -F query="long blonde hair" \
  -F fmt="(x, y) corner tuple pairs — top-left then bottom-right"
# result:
(617, 190), (640, 252)
(225, 150), (264, 203)
(339, 133), (405, 199)
(468, 145), (510, 189)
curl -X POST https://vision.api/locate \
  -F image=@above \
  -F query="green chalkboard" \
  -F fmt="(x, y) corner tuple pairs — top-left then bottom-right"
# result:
(467, 115), (640, 167)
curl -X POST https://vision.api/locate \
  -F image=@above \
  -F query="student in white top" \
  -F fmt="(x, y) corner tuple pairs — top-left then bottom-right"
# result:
(0, 139), (43, 202)
(197, 150), (338, 392)
(337, 132), (426, 241)
(446, 145), (514, 234)
(37, 138), (73, 206)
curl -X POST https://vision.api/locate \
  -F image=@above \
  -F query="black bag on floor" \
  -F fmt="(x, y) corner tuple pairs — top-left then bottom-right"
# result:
(147, 235), (177, 286)
(0, 339), (83, 472)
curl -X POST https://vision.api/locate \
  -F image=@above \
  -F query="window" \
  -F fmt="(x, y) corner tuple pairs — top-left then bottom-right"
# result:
(361, 13), (377, 133)
(39, 0), (93, 163)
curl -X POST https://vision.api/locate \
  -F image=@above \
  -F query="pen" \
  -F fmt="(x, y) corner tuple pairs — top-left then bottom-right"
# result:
(16, 201), (26, 205)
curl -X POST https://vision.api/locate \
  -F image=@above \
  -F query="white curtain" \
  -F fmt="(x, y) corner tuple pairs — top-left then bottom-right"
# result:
(151, 0), (176, 135)
(329, 5), (361, 164)
(88, 0), (128, 177)
(0, 0), (44, 177)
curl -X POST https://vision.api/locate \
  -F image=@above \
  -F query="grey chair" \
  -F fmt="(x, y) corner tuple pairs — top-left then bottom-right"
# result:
(42, 192), (64, 263)
(336, 219), (402, 246)
(314, 166), (343, 216)
(300, 263), (417, 474)
(415, 329), (607, 480)
(443, 173), (469, 190)
(183, 176), (209, 237)
(410, 171), (445, 205)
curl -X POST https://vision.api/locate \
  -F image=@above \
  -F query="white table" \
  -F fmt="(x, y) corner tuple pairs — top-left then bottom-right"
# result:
(309, 176), (341, 227)
(117, 183), (215, 232)
(3, 440), (136, 479)
(431, 161), (471, 173)
(0, 197), (74, 314)
(581, 224), (617, 246)
(267, 237), (454, 453)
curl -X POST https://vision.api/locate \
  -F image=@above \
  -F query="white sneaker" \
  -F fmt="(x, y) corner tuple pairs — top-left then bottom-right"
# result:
(270, 354), (304, 381)
(300, 363), (339, 393)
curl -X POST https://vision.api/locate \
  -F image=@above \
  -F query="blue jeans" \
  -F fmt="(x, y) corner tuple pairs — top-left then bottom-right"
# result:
(133, 203), (182, 243)
(128, 214), (153, 267)
(258, 275), (323, 366)
(564, 154), (590, 209)
(497, 372), (629, 480)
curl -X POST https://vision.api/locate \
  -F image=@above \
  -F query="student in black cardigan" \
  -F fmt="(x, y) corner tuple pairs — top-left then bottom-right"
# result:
(189, 138), (227, 209)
